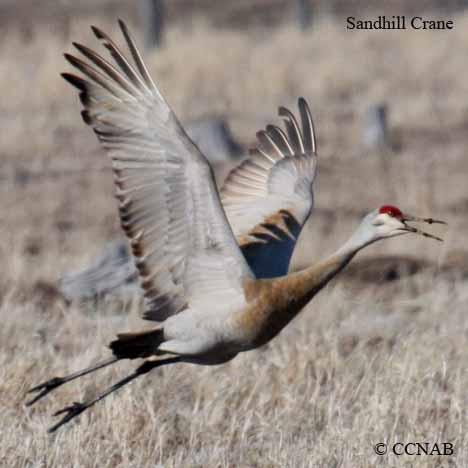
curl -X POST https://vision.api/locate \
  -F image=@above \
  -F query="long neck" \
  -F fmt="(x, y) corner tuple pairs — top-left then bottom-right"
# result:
(275, 227), (374, 309)
(237, 226), (375, 349)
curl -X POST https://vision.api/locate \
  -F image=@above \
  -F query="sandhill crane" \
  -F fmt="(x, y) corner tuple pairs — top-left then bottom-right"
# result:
(26, 21), (445, 432)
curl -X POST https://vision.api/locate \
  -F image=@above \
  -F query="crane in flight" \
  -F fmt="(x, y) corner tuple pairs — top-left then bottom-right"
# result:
(26, 21), (445, 432)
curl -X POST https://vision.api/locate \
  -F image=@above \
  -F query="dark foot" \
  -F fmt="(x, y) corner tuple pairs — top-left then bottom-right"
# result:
(48, 401), (88, 433)
(26, 377), (65, 406)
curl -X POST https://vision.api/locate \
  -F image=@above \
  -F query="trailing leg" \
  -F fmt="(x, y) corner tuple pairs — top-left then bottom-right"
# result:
(26, 356), (120, 406)
(48, 356), (181, 433)
(26, 327), (165, 407)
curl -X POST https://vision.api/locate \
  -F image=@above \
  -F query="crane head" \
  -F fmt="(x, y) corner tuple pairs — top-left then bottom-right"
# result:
(370, 205), (446, 241)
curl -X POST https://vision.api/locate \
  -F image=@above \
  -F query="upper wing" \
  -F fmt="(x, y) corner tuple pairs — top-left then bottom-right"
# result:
(57, 100), (317, 301)
(63, 21), (253, 322)
(221, 98), (318, 278)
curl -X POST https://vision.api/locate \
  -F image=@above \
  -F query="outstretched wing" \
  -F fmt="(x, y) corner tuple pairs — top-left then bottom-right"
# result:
(63, 21), (253, 322)
(221, 98), (318, 278)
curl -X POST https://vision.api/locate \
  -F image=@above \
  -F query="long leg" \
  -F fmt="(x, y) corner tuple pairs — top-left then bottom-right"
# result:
(26, 356), (120, 406)
(48, 356), (181, 433)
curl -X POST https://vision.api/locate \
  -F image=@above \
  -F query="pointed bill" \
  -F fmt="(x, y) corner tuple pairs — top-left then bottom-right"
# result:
(403, 214), (447, 225)
(402, 213), (447, 242)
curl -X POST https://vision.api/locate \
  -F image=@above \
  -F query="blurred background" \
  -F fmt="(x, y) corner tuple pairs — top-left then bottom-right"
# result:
(2, 0), (465, 283)
(2, 1), (468, 466)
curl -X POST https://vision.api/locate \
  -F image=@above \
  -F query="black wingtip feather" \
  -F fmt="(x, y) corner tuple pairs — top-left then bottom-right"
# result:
(118, 19), (131, 39)
(81, 110), (92, 125)
(72, 42), (97, 59)
(64, 52), (80, 68)
(72, 42), (93, 57)
(79, 91), (91, 106)
(118, 19), (127, 31)
(91, 25), (104, 39)
(278, 106), (289, 118)
(61, 72), (87, 91)
(72, 42), (91, 59)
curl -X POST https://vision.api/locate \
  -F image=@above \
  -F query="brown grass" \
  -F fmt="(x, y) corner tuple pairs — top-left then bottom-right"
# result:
(1, 4), (468, 467)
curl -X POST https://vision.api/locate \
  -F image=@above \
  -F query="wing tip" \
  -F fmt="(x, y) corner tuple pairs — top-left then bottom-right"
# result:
(117, 18), (133, 42)
(63, 52), (74, 65)
(298, 97), (317, 155)
(63, 52), (86, 71)
(91, 25), (104, 40)
(81, 110), (92, 125)
(278, 105), (289, 118)
(61, 72), (85, 90)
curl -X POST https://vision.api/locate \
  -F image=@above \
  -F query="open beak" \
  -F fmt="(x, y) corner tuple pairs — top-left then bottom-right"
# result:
(401, 214), (447, 242)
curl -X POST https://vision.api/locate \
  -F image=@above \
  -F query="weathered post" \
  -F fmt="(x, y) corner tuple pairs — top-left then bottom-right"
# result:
(362, 103), (389, 150)
(362, 102), (396, 200)
(296, 0), (313, 31)
(138, 0), (165, 49)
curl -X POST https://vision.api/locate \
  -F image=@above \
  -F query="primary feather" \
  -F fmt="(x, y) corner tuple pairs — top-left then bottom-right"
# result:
(221, 97), (318, 277)
(63, 20), (253, 322)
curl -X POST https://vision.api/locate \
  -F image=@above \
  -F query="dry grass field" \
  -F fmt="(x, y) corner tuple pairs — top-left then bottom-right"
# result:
(1, 1), (468, 467)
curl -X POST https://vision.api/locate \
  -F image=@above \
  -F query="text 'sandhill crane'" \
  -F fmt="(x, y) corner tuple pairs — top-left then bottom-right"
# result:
(26, 21), (446, 433)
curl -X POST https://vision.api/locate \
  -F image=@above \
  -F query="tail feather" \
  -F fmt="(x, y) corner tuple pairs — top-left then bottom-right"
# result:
(109, 328), (165, 359)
